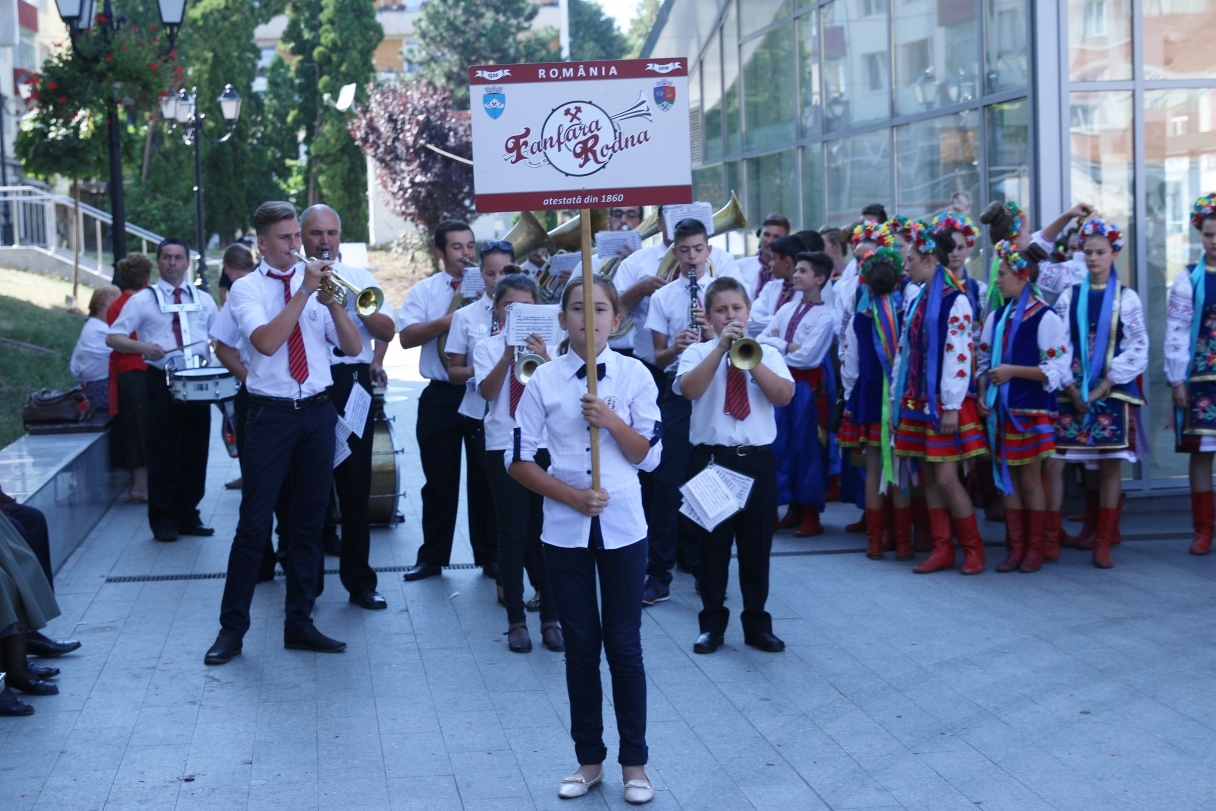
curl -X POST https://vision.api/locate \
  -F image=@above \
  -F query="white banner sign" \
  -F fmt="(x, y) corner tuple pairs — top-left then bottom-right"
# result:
(469, 59), (693, 213)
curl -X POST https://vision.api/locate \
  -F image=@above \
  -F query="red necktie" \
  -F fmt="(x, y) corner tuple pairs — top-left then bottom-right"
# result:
(267, 271), (309, 383)
(724, 365), (751, 420)
(508, 362), (525, 417)
(171, 288), (183, 347)
(451, 279), (461, 291)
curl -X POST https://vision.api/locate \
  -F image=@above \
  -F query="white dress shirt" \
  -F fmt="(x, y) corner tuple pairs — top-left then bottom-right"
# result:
(736, 254), (762, 298)
(70, 317), (112, 383)
(446, 296), (494, 418)
(473, 333), (558, 451)
(510, 347), (662, 549)
(398, 269), (465, 382)
(748, 277), (795, 338)
(611, 242), (669, 357)
(208, 301), (254, 369)
(328, 262), (396, 365)
(229, 260), (341, 398)
(675, 341), (793, 446)
(645, 267), (725, 373)
(107, 279), (218, 370)
(759, 299), (835, 370)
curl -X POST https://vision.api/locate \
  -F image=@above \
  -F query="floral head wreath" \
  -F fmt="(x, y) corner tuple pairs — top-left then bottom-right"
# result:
(931, 213), (978, 248)
(859, 246), (905, 282)
(1004, 201), (1024, 238)
(1076, 218), (1125, 254)
(852, 221), (894, 249)
(1192, 193), (1216, 231)
(884, 215), (912, 242)
(995, 240), (1029, 279)
(907, 221), (938, 256)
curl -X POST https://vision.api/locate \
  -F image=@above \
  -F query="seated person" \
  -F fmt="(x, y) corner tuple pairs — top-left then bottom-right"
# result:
(0, 512), (66, 716)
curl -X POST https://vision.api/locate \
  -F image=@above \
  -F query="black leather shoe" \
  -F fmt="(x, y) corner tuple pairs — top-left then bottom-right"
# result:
(349, 591), (387, 610)
(403, 563), (441, 581)
(204, 634), (243, 665)
(26, 659), (59, 679)
(0, 690), (33, 716)
(693, 632), (724, 654)
(179, 523), (215, 537)
(284, 626), (346, 653)
(153, 528), (179, 542)
(8, 677), (58, 695)
(745, 632), (786, 653)
(26, 631), (81, 658)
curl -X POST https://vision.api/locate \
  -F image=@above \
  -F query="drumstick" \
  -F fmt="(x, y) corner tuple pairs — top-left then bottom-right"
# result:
(165, 339), (209, 354)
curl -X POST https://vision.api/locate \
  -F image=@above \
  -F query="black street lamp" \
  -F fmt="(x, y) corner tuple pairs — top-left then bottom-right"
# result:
(159, 84), (241, 291)
(54, 0), (188, 274)
(0, 90), (14, 246)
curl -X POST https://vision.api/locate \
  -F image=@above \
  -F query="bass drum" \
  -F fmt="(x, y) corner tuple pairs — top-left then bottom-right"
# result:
(368, 386), (401, 526)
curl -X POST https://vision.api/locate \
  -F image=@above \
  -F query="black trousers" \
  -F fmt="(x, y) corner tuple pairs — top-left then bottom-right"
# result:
(331, 363), (377, 596)
(413, 381), (496, 568)
(218, 398), (336, 637)
(144, 368), (211, 534)
(485, 448), (555, 625)
(689, 444), (777, 639)
(5, 503), (52, 589)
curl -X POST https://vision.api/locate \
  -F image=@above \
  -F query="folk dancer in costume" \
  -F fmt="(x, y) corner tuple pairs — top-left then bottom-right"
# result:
(677, 277), (794, 655)
(839, 248), (912, 561)
(473, 273), (564, 654)
(1164, 193), (1216, 555)
(1045, 219), (1148, 569)
(748, 235), (806, 340)
(759, 252), (835, 538)
(508, 276), (661, 805)
(106, 238), (219, 542)
(975, 242), (1070, 573)
(892, 223), (989, 575)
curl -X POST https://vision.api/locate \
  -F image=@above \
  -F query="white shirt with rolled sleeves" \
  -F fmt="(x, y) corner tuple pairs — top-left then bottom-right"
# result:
(645, 268), (724, 373)
(611, 242), (668, 358)
(398, 269), (464, 383)
(509, 347), (662, 549)
(327, 261), (395, 365)
(675, 341), (793, 446)
(759, 299), (835, 371)
(107, 280), (218, 370)
(975, 300), (1071, 392)
(70, 318), (112, 383)
(209, 301), (254, 369)
(473, 333), (559, 451)
(229, 261), (341, 399)
(445, 297), (494, 418)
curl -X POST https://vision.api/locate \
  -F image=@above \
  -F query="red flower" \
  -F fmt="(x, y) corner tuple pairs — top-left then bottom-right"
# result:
(105, 54), (113, 61)
(957, 353), (967, 362)
(1061, 415), (1073, 426)
(169, 50), (177, 59)
(121, 44), (128, 51)
(150, 64), (158, 71)
(955, 370), (966, 378)
(1199, 397), (1212, 409)
(1098, 415), (1112, 426)
(47, 81), (57, 90)
(150, 24), (158, 31)
(1046, 348), (1057, 358)
(57, 96), (66, 104)
(130, 23), (138, 30)
(946, 342), (955, 351)
(949, 316), (959, 323)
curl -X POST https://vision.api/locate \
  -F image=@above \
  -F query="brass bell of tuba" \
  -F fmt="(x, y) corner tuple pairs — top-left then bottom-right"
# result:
(502, 211), (551, 262)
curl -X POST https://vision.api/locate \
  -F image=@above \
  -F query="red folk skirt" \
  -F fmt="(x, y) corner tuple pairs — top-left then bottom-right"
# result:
(894, 397), (988, 462)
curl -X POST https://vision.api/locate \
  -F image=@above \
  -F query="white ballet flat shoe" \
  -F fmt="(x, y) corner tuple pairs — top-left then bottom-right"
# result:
(558, 769), (603, 799)
(624, 778), (654, 804)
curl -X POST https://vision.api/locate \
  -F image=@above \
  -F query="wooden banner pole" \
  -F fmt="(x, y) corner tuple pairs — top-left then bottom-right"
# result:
(579, 208), (601, 492)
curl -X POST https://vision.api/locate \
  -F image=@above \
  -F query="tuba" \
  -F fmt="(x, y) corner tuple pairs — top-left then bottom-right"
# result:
(535, 209), (610, 302)
(503, 211), (551, 262)
(652, 191), (750, 281)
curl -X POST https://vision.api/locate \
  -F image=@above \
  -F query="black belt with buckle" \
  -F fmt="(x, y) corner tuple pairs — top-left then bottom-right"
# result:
(248, 391), (331, 410)
(705, 443), (763, 457)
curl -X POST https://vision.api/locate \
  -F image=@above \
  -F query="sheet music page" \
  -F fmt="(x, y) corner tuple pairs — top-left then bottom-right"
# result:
(342, 383), (373, 439)
(680, 499), (712, 532)
(461, 268), (486, 298)
(711, 465), (755, 508)
(596, 230), (643, 259)
(505, 303), (562, 345)
(663, 202), (715, 241)
(334, 419), (353, 468)
(679, 466), (738, 530)
(547, 253), (582, 275)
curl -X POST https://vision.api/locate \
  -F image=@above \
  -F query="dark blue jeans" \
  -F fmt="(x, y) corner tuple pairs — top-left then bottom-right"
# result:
(647, 384), (697, 585)
(219, 399), (337, 637)
(544, 528), (648, 767)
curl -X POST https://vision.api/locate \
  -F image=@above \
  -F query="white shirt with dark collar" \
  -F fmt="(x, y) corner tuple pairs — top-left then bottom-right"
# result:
(209, 301), (253, 369)
(675, 341), (793, 447)
(645, 267), (722, 373)
(107, 279), (218, 370)
(510, 347), (662, 549)
(398, 269), (465, 383)
(229, 260), (340, 399)
(328, 261), (396, 365)
(446, 297), (494, 419)
(611, 242), (669, 358)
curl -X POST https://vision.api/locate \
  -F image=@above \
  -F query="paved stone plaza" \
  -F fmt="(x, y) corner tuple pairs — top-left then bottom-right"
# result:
(2, 350), (1215, 810)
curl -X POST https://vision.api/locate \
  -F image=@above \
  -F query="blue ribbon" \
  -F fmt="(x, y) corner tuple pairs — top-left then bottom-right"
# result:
(894, 284), (927, 430)
(1187, 262), (1206, 380)
(1077, 274), (1115, 401)
(923, 267), (948, 428)
(984, 285), (1031, 494)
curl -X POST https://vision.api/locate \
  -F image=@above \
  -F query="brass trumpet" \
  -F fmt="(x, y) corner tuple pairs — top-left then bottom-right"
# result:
(514, 345), (546, 384)
(289, 250), (384, 317)
(728, 337), (763, 370)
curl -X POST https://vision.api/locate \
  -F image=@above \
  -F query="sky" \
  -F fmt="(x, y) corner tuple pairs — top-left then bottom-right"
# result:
(596, 0), (639, 33)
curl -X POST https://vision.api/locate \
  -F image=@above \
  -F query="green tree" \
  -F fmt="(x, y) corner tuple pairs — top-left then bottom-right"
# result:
(569, 0), (629, 61)
(626, 0), (661, 58)
(262, 55), (305, 205)
(411, 0), (558, 110)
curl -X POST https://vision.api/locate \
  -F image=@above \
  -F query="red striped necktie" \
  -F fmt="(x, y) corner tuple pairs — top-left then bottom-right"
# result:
(267, 271), (310, 383)
(171, 288), (184, 347)
(724, 364), (751, 420)
(508, 362), (525, 417)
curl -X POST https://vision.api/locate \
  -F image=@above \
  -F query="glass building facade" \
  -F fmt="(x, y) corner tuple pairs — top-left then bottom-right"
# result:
(644, 0), (1216, 493)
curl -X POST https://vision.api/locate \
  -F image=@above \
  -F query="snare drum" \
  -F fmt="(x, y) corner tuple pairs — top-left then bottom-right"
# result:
(168, 367), (240, 402)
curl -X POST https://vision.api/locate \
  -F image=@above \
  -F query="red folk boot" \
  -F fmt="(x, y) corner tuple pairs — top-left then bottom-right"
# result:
(1020, 511), (1046, 573)
(794, 507), (824, 537)
(1062, 490), (1098, 549)
(882, 495), (896, 551)
(954, 513), (986, 575)
(865, 508), (885, 560)
(844, 510), (866, 533)
(893, 507), (914, 561)
(1189, 491), (1215, 555)
(913, 509), (956, 574)
(1092, 506), (1119, 569)
(995, 509), (1026, 572)
(911, 495), (933, 552)
(776, 504), (802, 531)
(1042, 511), (1063, 562)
